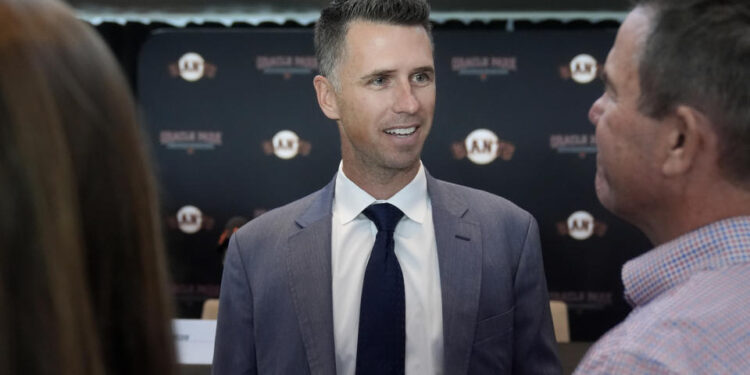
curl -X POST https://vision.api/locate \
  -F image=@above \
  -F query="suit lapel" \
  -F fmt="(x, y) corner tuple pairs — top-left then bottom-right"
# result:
(428, 174), (482, 375)
(285, 178), (337, 375)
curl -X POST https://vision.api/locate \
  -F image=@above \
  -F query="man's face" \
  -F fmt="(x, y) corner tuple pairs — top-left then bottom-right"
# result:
(330, 21), (435, 179)
(588, 7), (665, 221)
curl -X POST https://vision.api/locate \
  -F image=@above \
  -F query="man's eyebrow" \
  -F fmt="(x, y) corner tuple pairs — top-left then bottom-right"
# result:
(412, 66), (435, 74)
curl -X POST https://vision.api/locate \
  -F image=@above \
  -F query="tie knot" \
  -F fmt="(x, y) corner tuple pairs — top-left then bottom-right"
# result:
(363, 203), (404, 233)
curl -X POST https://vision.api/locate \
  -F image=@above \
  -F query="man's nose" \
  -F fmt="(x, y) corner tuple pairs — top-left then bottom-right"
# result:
(392, 81), (420, 114)
(588, 96), (604, 126)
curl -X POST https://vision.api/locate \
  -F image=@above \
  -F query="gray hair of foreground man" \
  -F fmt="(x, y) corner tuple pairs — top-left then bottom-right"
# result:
(314, 0), (432, 88)
(633, 0), (750, 186)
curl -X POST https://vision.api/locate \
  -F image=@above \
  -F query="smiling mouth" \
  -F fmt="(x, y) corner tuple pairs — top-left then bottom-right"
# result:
(384, 126), (417, 137)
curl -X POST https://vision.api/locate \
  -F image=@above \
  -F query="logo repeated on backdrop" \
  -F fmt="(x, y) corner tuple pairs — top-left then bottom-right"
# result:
(160, 130), (223, 155)
(451, 56), (518, 81)
(552, 204), (617, 310)
(255, 55), (318, 80)
(556, 210), (608, 240)
(559, 54), (601, 84)
(166, 205), (216, 234)
(548, 290), (614, 312)
(549, 133), (597, 159)
(262, 130), (312, 160)
(168, 52), (217, 82)
(452, 128), (516, 165)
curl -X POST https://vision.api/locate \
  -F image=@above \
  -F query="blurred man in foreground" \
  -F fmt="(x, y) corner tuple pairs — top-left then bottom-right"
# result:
(576, 0), (750, 373)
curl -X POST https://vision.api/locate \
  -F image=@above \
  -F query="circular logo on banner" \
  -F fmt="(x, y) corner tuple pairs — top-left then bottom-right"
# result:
(569, 54), (598, 84)
(177, 205), (203, 234)
(567, 211), (595, 240)
(465, 129), (499, 165)
(178, 53), (205, 82)
(272, 130), (300, 160)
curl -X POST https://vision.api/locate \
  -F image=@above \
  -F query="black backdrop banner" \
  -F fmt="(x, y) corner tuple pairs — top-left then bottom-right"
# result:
(138, 27), (650, 341)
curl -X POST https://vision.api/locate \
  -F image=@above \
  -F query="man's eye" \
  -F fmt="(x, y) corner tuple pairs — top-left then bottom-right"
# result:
(413, 72), (431, 83)
(371, 76), (387, 86)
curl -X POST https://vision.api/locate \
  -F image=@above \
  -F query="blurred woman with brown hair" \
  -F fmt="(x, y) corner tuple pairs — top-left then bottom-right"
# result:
(0, 0), (177, 374)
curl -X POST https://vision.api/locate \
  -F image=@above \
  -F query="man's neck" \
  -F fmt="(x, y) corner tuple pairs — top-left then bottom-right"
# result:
(639, 180), (750, 246)
(341, 161), (421, 200)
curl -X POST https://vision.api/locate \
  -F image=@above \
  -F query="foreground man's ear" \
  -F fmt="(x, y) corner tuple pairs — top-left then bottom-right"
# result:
(661, 105), (713, 177)
(313, 74), (340, 121)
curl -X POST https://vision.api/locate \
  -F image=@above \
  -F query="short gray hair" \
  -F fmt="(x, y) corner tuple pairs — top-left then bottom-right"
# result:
(632, 0), (750, 186)
(314, 0), (432, 88)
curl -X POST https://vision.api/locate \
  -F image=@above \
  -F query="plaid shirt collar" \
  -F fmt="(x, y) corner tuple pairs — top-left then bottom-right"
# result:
(622, 216), (750, 307)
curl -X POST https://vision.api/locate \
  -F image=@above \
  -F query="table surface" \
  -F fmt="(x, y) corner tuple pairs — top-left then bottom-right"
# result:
(180, 341), (593, 375)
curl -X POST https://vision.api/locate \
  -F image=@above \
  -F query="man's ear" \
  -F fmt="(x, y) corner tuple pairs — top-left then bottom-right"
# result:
(313, 75), (340, 120)
(661, 105), (711, 177)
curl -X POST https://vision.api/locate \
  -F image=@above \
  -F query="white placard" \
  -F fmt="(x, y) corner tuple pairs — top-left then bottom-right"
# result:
(173, 319), (216, 364)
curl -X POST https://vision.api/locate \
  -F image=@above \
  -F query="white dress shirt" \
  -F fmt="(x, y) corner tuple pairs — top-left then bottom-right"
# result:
(331, 162), (444, 375)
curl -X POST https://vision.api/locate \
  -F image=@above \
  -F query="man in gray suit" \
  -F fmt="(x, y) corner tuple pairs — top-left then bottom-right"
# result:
(213, 0), (561, 374)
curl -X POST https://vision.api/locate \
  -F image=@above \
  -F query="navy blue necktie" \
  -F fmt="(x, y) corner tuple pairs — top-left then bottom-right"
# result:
(356, 203), (406, 375)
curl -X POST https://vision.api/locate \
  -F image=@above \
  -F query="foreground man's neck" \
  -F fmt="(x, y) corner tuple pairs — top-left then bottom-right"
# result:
(639, 186), (750, 246)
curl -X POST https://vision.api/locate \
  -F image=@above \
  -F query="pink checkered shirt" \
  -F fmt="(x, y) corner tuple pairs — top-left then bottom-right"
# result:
(574, 216), (750, 374)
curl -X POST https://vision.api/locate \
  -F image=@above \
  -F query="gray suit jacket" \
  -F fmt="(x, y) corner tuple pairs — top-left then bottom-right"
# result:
(213, 172), (561, 374)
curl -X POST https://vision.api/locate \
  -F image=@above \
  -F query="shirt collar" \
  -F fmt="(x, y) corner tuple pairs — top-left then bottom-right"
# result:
(333, 161), (429, 225)
(622, 216), (750, 307)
